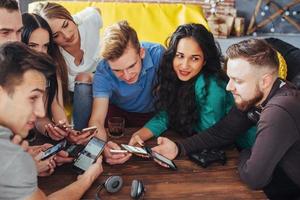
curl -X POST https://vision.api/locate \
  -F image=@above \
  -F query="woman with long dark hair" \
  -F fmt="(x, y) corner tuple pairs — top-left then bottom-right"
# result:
(33, 2), (103, 134)
(22, 13), (70, 141)
(129, 23), (233, 144)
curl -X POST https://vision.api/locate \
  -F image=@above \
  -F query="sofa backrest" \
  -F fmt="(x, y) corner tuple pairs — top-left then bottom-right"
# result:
(29, 1), (208, 45)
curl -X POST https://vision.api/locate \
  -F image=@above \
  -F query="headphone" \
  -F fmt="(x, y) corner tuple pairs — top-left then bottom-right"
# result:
(247, 79), (287, 124)
(247, 107), (262, 124)
(95, 176), (145, 200)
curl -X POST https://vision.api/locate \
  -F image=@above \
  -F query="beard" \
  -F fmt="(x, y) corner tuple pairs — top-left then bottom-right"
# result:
(234, 88), (264, 111)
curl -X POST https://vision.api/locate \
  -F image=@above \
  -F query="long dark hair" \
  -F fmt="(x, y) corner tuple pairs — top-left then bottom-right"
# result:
(22, 13), (69, 118)
(154, 23), (226, 136)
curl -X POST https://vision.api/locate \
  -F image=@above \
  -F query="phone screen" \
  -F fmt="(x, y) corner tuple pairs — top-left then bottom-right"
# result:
(121, 144), (148, 155)
(73, 137), (105, 173)
(151, 151), (177, 170)
(41, 140), (67, 160)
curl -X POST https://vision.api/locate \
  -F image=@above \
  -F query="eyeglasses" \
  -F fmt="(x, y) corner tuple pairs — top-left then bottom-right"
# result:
(112, 59), (139, 76)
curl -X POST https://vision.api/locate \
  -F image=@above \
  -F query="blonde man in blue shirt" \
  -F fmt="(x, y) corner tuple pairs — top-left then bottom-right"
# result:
(89, 21), (165, 164)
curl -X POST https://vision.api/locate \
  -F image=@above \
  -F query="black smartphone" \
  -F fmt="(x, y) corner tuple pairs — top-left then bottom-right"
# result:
(73, 137), (105, 174)
(41, 140), (67, 160)
(65, 144), (85, 158)
(145, 147), (177, 170)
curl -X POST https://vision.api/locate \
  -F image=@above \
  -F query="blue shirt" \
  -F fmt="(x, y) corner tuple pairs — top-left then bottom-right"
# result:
(93, 42), (165, 113)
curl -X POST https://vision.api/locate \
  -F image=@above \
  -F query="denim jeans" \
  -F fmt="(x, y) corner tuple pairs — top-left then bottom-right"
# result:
(73, 82), (93, 131)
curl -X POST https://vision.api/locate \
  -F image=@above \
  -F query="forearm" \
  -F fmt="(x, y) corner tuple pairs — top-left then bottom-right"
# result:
(134, 127), (154, 142)
(47, 175), (95, 200)
(89, 120), (107, 141)
(51, 102), (68, 124)
(51, 79), (68, 123)
(177, 107), (253, 156)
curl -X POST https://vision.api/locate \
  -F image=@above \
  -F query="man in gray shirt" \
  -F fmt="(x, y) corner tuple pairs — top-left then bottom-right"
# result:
(0, 42), (104, 200)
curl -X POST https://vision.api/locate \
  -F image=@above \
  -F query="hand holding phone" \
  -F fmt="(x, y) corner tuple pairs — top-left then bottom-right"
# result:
(40, 140), (67, 160)
(55, 122), (74, 130)
(45, 122), (70, 141)
(73, 137), (106, 174)
(81, 126), (97, 133)
(144, 147), (177, 170)
(121, 144), (148, 155)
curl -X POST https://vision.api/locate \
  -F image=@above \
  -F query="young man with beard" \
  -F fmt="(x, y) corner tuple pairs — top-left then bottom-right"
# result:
(151, 39), (300, 199)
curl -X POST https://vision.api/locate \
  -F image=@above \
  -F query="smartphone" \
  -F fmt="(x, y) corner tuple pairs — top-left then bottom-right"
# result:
(120, 144), (148, 155)
(65, 144), (85, 158)
(81, 126), (97, 133)
(73, 137), (105, 174)
(110, 149), (128, 154)
(145, 147), (177, 170)
(55, 122), (73, 130)
(41, 140), (67, 160)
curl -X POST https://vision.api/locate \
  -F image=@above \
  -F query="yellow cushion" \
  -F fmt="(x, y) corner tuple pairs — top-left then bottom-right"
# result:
(277, 51), (287, 80)
(64, 103), (73, 122)
(29, 1), (208, 45)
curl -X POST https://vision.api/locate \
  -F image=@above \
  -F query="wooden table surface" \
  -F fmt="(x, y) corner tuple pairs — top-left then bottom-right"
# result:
(37, 128), (266, 200)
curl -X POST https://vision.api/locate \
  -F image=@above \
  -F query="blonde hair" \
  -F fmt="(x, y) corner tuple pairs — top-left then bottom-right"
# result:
(32, 2), (75, 24)
(101, 21), (140, 61)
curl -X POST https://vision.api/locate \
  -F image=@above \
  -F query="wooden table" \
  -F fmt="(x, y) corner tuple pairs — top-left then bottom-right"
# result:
(37, 128), (266, 199)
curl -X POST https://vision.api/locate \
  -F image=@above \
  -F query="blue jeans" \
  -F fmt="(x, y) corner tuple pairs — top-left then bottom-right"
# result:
(73, 82), (93, 131)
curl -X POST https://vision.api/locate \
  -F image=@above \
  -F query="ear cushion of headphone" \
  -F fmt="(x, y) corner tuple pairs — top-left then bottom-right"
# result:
(104, 176), (123, 193)
(131, 179), (144, 199)
(131, 180), (139, 199)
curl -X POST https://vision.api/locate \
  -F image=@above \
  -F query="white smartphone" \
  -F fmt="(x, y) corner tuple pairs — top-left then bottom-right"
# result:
(121, 144), (148, 155)
(109, 149), (128, 154)
(81, 126), (97, 133)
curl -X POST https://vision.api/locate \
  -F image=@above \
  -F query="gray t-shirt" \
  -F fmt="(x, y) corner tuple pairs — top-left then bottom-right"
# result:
(0, 126), (37, 200)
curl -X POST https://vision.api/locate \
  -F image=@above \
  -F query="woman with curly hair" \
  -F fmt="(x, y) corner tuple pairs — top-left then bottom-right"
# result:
(129, 23), (234, 145)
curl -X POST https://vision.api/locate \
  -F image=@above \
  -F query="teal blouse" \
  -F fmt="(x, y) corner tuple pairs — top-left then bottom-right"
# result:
(144, 74), (233, 137)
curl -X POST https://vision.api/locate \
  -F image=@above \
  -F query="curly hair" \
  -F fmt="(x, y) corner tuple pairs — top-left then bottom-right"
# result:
(154, 23), (226, 136)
